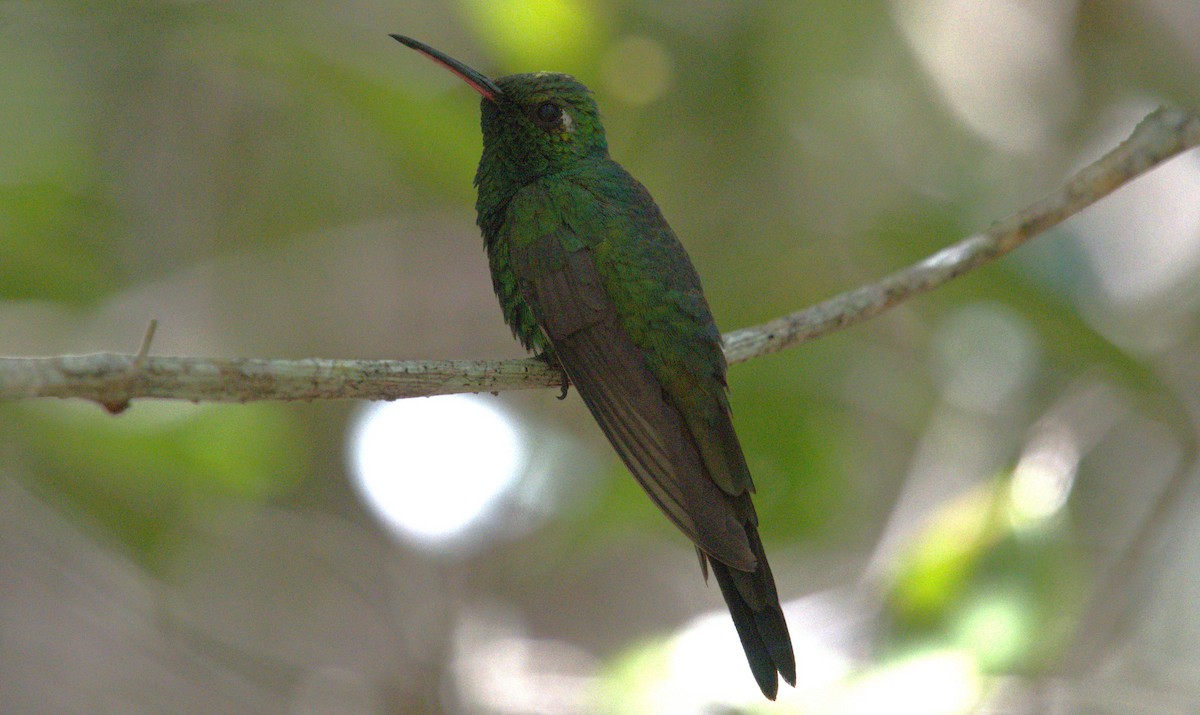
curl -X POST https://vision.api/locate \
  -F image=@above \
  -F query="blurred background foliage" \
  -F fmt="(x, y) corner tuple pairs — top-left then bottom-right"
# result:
(2, 1), (1200, 713)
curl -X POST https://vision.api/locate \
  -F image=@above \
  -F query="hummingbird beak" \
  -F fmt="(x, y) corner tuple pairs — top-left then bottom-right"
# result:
(390, 34), (503, 102)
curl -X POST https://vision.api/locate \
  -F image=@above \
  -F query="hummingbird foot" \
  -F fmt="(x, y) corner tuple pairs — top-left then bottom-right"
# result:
(534, 350), (570, 399)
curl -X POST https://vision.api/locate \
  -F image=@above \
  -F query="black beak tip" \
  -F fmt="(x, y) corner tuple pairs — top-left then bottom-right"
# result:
(388, 33), (503, 101)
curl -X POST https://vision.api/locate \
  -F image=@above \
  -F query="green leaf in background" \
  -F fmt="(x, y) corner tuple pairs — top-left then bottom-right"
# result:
(5, 401), (307, 563)
(881, 473), (1084, 675)
(0, 183), (120, 302)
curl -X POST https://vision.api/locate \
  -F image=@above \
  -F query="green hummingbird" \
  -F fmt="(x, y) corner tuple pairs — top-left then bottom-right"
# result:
(392, 34), (796, 699)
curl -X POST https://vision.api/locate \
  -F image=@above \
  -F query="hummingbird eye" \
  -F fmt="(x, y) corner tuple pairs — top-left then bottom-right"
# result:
(533, 101), (563, 128)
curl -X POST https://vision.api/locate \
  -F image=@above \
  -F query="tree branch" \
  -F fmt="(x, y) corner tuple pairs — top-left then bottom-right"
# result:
(2, 108), (1198, 410)
(723, 107), (1200, 364)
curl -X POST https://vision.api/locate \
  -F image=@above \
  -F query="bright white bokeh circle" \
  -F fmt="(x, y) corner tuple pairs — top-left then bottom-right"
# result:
(347, 394), (525, 552)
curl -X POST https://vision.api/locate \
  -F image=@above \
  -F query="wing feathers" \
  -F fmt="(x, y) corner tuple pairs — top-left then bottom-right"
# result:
(511, 230), (756, 569)
(555, 311), (757, 569)
(506, 200), (794, 697)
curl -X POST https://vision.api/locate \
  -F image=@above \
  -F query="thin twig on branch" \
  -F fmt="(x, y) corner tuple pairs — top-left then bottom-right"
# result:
(1, 107), (1198, 409)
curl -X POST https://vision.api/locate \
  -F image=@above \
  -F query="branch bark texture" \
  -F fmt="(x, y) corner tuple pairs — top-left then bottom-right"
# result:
(2, 108), (1198, 409)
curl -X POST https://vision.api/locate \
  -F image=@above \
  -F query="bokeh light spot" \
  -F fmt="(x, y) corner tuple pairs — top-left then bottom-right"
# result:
(841, 648), (981, 715)
(892, 0), (1077, 151)
(1009, 425), (1078, 528)
(347, 394), (525, 553)
(931, 304), (1038, 413)
(600, 36), (673, 106)
(954, 593), (1027, 670)
(462, 0), (602, 69)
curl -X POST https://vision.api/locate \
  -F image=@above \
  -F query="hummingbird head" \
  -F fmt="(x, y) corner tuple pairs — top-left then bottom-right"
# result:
(483, 72), (608, 175)
(391, 35), (609, 187)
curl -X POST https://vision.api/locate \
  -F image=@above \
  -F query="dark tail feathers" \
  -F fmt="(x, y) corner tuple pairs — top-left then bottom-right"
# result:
(708, 525), (795, 700)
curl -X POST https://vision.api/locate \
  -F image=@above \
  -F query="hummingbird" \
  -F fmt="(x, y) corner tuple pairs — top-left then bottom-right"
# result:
(391, 34), (796, 699)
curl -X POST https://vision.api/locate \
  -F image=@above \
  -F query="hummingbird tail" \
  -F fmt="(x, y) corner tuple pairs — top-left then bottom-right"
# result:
(709, 524), (796, 700)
